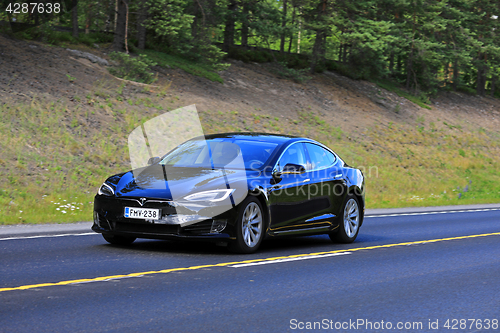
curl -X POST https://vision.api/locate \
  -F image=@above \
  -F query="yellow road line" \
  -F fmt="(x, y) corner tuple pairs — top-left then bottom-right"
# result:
(2, 231), (500, 293)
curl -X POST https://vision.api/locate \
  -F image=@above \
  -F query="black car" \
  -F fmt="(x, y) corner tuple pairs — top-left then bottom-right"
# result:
(93, 133), (365, 253)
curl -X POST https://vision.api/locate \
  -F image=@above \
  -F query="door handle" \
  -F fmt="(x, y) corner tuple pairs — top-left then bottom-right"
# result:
(333, 174), (343, 180)
(303, 179), (310, 183)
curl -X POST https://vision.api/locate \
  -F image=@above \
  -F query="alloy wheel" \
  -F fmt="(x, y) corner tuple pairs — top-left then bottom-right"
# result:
(241, 202), (263, 248)
(343, 198), (359, 238)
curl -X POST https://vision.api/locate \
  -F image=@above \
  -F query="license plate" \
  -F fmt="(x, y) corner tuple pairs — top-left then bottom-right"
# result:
(124, 207), (161, 220)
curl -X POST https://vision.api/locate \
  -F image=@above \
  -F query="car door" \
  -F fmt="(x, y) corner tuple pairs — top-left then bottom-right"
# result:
(300, 142), (346, 228)
(268, 142), (312, 232)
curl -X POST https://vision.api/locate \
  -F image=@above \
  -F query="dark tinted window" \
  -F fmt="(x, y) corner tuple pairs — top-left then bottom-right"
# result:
(276, 143), (307, 172)
(305, 143), (336, 170)
(235, 140), (277, 169)
(161, 139), (277, 169)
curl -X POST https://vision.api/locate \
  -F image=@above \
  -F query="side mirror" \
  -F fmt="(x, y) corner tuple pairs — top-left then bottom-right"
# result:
(147, 156), (161, 165)
(271, 169), (282, 184)
(282, 163), (306, 174)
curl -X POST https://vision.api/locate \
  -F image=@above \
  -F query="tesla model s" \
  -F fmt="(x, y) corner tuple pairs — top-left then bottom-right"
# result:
(92, 133), (365, 253)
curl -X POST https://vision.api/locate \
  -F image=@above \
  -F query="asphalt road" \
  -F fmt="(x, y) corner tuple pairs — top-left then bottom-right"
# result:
(1, 205), (500, 332)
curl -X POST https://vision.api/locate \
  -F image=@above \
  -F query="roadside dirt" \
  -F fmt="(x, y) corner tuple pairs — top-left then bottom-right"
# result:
(1, 33), (499, 135)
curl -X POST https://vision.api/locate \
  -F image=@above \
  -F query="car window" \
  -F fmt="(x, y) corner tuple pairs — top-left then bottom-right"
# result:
(160, 139), (278, 169)
(276, 143), (307, 172)
(234, 140), (278, 169)
(304, 143), (336, 170)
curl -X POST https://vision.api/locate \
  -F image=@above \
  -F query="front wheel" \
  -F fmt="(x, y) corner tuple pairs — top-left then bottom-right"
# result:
(229, 197), (265, 254)
(329, 195), (361, 243)
(102, 234), (136, 246)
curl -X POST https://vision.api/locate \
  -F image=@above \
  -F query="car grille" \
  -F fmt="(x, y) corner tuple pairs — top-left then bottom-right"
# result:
(118, 197), (177, 216)
(97, 197), (215, 236)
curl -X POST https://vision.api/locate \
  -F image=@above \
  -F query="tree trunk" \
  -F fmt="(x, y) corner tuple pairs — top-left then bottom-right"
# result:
(309, 0), (327, 72)
(114, 0), (118, 31)
(491, 74), (496, 97)
(287, 5), (295, 53)
(223, 0), (237, 52)
(297, 19), (301, 54)
(280, 0), (287, 54)
(137, 0), (147, 50)
(389, 51), (394, 75)
(444, 61), (450, 85)
(476, 67), (486, 96)
(85, 3), (93, 34)
(310, 28), (325, 73)
(113, 0), (127, 51)
(34, 10), (39, 25)
(72, 0), (79, 38)
(453, 57), (459, 91)
(476, 55), (486, 96)
(104, 0), (112, 32)
(241, 4), (249, 48)
(406, 51), (414, 91)
(124, 0), (129, 53)
(338, 30), (344, 62)
(406, 7), (416, 91)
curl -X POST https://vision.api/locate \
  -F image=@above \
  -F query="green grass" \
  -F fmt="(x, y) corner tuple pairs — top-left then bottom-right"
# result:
(0, 83), (174, 224)
(375, 79), (432, 110)
(140, 50), (224, 83)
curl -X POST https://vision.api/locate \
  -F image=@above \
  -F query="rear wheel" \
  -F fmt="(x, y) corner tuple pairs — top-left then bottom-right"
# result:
(330, 194), (360, 243)
(102, 234), (136, 246)
(229, 197), (265, 254)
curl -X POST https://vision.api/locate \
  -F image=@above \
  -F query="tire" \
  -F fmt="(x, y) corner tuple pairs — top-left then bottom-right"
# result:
(329, 194), (361, 243)
(102, 234), (136, 246)
(228, 196), (265, 254)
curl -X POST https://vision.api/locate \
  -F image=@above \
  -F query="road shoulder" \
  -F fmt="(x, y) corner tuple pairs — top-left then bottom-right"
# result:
(366, 203), (500, 216)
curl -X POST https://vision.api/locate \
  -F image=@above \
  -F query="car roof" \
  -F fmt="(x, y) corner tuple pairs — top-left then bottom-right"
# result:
(202, 132), (313, 145)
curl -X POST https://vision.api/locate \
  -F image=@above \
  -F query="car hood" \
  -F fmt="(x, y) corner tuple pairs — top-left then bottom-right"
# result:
(113, 164), (255, 201)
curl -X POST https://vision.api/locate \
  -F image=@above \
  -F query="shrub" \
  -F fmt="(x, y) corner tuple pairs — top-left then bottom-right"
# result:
(286, 56), (309, 70)
(314, 61), (327, 73)
(141, 50), (225, 83)
(228, 47), (274, 63)
(273, 62), (311, 83)
(457, 85), (477, 96)
(325, 59), (338, 71)
(108, 52), (157, 84)
(85, 32), (113, 44)
(335, 63), (363, 80)
(194, 43), (229, 71)
(78, 34), (96, 47)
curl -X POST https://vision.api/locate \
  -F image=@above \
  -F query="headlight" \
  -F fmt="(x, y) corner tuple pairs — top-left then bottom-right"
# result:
(98, 183), (115, 196)
(183, 189), (234, 202)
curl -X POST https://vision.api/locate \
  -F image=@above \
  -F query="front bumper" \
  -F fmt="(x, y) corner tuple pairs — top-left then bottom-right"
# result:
(93, 195), (238, 241)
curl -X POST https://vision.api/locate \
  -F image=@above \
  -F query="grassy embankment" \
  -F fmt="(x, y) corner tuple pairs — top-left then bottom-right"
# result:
(1, 81), (500, 224)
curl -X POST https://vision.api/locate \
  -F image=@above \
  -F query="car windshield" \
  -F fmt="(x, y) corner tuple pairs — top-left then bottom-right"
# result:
(160, 139), (278, 170)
